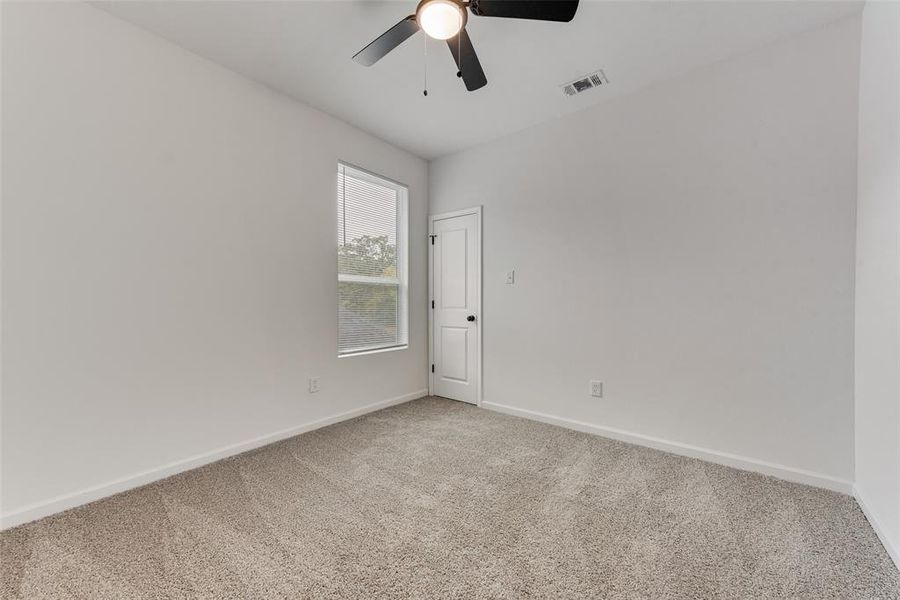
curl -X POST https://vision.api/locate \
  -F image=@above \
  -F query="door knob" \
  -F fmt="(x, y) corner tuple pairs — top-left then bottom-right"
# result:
(467, 315), (476, 322)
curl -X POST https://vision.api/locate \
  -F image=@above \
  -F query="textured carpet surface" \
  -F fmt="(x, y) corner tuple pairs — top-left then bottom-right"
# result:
(2, 396), (898, 599)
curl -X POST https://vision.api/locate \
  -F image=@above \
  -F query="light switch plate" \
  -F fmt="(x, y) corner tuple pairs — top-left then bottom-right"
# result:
(506, 270), (515, 285)
(309, 377), (320, 393)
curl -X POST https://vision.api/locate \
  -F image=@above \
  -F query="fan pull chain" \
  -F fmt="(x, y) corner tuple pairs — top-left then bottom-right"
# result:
(457, 31), (462, 79)
(423, 33), (428, 97)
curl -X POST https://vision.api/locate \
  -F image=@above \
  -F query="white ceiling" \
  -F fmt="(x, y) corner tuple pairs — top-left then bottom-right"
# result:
(94, 0), (862, 159)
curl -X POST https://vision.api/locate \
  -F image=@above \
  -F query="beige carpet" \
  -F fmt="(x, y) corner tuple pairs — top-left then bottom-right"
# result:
(2, 396), (898, 599)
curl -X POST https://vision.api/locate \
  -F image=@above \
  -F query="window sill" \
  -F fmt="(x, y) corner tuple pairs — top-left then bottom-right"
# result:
(339, 344), (408, 358)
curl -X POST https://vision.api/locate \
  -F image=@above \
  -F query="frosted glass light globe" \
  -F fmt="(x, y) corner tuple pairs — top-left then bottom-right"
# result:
(417, 0), (464, 40)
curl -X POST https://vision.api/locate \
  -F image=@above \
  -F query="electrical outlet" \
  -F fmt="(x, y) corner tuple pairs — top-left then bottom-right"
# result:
(590, 380), (603, 398)
(309, 377), (320, 393)
(506, 270), (515, 285)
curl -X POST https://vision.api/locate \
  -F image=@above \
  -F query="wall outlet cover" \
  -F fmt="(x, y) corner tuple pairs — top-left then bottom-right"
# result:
(590, 380), (603, 398)
(506, 270), (515, 285)
(309, 377), (320, 393)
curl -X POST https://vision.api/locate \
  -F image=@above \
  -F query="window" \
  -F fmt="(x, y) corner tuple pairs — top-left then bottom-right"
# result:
(337, 163), (408, 356)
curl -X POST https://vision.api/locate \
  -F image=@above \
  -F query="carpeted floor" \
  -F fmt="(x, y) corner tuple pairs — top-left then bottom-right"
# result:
(2, 397), (898, 599)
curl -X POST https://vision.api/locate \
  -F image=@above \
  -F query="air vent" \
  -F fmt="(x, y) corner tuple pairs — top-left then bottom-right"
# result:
(562, 70), (608, 97)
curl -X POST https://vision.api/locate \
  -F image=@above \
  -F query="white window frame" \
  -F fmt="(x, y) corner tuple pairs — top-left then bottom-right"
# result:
(337, 161), (409, 357)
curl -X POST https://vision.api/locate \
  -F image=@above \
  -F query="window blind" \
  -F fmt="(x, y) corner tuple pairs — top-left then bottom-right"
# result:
(337, 164), (408, 355)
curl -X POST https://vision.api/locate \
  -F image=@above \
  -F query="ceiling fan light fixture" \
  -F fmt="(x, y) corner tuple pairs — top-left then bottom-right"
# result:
(352, 0), (580, 94)
(417, 0), (464, 40)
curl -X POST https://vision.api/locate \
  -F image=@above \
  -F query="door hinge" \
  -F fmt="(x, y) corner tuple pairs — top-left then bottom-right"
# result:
(431, 364), (435, 373)
(431, 300), (434, 309)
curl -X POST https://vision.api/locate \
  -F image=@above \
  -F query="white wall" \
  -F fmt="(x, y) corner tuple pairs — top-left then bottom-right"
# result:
(854, 0), (900, 568)
(0, 1), (428, 525)
(430, 18), (860, 485)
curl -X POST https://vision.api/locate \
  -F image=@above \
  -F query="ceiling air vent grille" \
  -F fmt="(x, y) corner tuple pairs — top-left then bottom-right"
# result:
(562, 70), (608, 97)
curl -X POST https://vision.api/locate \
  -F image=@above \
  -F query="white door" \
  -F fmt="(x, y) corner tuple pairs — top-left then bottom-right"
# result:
(431, 210), (480, 405)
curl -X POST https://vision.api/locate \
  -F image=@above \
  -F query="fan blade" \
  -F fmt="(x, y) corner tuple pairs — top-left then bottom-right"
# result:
(469, 0), (579, 22)
(447, 28), (487, 91)
(352, 16), (419, 66)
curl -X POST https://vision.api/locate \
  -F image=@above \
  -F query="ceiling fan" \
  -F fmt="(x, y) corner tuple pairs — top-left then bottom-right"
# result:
(352, 0), (580, 92)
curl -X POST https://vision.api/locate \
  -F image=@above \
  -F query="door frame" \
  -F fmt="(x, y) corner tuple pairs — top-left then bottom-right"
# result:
(428, 206), (483, 406)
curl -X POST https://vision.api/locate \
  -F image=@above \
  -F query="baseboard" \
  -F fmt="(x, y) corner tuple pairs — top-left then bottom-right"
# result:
(0, 389), (428, 530)
(482, 401), (853, 494)
(854, 485), (900, 572)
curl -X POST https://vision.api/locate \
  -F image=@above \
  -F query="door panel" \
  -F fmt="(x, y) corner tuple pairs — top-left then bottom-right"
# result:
(432, 212), (479, 405)
(440, 228), (468, 308)
(439, 327), (468, 381)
